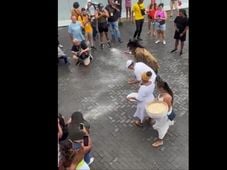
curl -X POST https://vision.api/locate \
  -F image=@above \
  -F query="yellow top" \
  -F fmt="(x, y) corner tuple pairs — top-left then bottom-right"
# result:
(78, 15), (93, 33)
(132, 3), (145, 20)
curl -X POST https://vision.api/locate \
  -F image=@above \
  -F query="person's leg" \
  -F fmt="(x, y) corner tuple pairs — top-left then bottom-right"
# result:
(84, 152), (94, 165)
(148, 17), (151, 34)
(113, 21), (122, 42)
(152, 19), (156, 37)
(180, 41), (184, 55)
(88, 32), (95, 48)
(109, 22), (115, 41)
(152, 125), (169, 147)
(171, 39), (179, 52)
(104, 26), (111, 48)
(100, 31), (104, 49)
(133, 20), (140, 39)
(155, 30), (161, 43)
(137, 19), (144, 39)
(126, 7), (128, 19)
(174, 1), (179, 16)
(129, 7), (132, 20)
(170, 1), (174, 17)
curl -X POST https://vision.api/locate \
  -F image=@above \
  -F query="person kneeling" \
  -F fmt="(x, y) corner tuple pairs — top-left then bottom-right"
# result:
(71, 40), (93, 66)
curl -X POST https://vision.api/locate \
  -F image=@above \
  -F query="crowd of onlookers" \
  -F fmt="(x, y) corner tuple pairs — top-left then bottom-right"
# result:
(58, 0), (189, 66)
(58, 0), (189, 169)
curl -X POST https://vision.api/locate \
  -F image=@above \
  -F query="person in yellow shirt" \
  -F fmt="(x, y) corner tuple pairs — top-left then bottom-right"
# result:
(71, 2), (81, 20)
(132, 0), (145, 41)
(79, 8), (96, 49)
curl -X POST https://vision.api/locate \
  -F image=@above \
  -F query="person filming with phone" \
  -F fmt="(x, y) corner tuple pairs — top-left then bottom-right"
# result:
(67, 111), (94, 166)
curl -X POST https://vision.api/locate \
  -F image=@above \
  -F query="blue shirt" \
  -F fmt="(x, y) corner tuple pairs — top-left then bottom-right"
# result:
(68, 22), (85, 42)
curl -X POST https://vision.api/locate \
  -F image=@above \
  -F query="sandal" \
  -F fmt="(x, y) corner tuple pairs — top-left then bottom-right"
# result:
(132, 120), (143, 127)
(152, 140), (163, 148)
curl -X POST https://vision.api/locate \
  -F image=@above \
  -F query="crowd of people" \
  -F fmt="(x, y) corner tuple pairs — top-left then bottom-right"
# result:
(58, 0), (188, 168)
(58, 0), (188, 66)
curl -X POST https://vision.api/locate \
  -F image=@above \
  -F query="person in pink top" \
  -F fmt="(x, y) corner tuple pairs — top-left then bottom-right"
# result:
(154, 3), (167, 44)
(125, 0), (132, 20)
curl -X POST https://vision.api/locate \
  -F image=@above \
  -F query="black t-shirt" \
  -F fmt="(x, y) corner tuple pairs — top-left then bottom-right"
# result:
(105, 4), (120, 22)
(174, 16), (188, 33)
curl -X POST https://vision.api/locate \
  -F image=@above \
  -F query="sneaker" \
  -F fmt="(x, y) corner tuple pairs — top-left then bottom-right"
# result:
(59, 44), (63, 48)
(100, 44), (104, 49)
(155, 40), (160, 44)
(118, 38), (123, 43)
(88, 157), (94, 165)
(163, 40), (166, 45)
(107, 41), (111, 48)
(91, 46), (96, 50)
(180, 50), (183, 55)
(170, 49), (177, 53)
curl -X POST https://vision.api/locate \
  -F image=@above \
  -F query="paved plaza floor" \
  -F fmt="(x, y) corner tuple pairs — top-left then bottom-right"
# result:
(58, 16), (188, 170)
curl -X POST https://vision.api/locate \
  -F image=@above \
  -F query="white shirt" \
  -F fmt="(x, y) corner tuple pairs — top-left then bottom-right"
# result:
(134, 62), (157, 83)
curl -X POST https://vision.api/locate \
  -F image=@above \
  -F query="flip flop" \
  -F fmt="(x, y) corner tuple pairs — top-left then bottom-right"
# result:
(132, 120), (143, 127)
(152, 141), (163, 148)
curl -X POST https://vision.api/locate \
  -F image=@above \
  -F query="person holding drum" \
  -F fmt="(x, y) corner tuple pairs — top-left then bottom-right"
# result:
(127, 71), (155, 126)
(151, 77), (175, 147)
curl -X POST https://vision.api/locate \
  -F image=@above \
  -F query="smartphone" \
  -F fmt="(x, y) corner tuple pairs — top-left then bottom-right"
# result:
(83, 135), (89, 146)
(72, 142), (81, 150)
(80, 123), (84, 130)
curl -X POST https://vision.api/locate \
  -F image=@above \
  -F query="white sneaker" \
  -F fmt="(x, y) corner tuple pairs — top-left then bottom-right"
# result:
(88, 157), (94, 165)
(155, 40), (160, 44)
(163, 40), (166, 45)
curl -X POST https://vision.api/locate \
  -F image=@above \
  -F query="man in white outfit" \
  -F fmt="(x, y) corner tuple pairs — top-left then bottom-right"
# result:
(126, 60), (157, 88)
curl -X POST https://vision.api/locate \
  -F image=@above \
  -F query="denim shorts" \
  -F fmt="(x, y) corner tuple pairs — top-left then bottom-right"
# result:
(155, 22), (166, 31)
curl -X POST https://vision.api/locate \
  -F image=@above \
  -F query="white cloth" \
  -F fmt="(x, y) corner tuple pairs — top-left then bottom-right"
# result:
(134, 62), (157, 89)
(152, 94), (174, 139)
(133, 83), (155, 123)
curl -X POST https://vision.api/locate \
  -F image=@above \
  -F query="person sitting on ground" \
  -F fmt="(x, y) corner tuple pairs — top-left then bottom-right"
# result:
(67, 112), (94, 165)
(127, 39), (159, 73)
(126, 60), (156, 89)
(151, 76), (175, 147)
(68, 15), (92, 66)
(127, 71), (155, 127)
(60, 139), (90, 170)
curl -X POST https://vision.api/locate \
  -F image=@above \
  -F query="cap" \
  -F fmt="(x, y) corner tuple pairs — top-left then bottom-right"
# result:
(126, 60), (133, 68)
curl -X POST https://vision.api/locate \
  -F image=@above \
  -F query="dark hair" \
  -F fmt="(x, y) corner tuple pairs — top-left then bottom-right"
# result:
(158, 3), (164, 8)
(73, 2), (80, 8)
(146, 71), (152, 77)
(157, 78), (174, 104)
(60, 140), (75, 168)
(98, 3), (104, 9)
(81, 8), (86, 11)
(179, 9), (187, 17)
(127, 39), (144, 49)
(71, 111), (85, 125)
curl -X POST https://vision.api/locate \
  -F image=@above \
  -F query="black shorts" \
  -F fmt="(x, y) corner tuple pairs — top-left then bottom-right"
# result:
(174, 31), (186, 42)
(98, 22), (108, 33)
